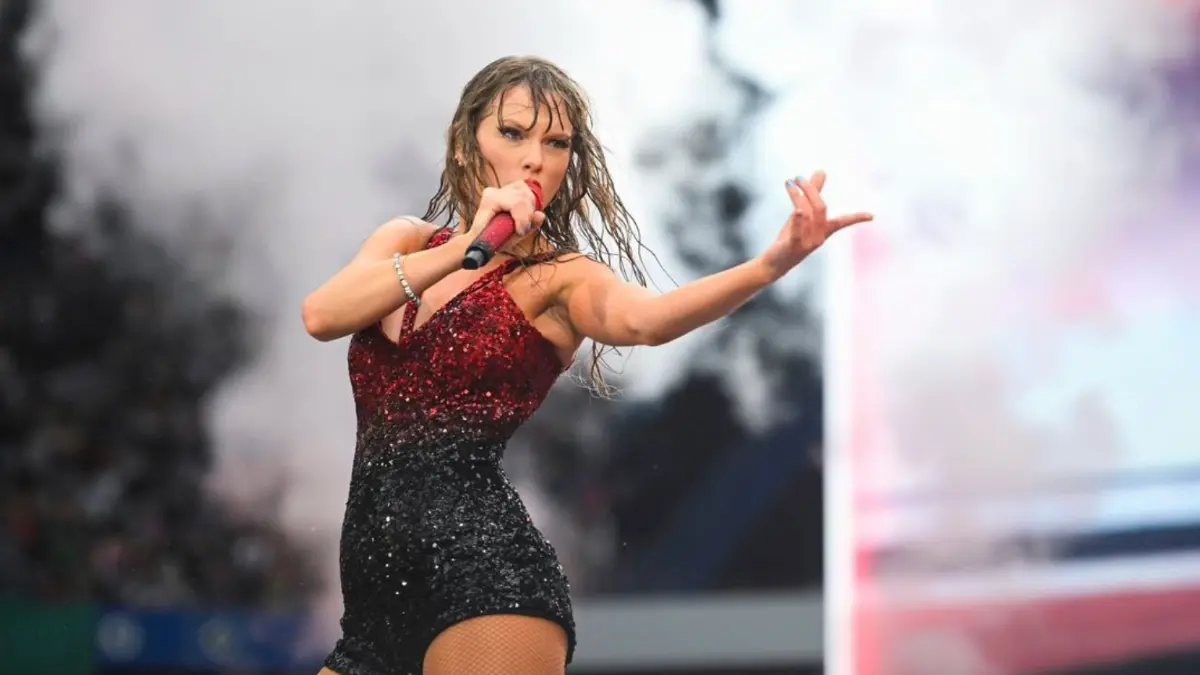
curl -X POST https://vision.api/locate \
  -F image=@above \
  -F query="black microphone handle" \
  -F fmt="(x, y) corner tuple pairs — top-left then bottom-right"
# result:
(462, 241), (493, 270)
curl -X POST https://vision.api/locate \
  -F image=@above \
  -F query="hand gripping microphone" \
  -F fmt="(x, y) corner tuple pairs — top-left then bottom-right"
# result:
(462, 179), (544, 270)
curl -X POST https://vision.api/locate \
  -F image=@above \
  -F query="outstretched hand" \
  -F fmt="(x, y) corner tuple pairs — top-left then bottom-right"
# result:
(760, 170), (873, 280)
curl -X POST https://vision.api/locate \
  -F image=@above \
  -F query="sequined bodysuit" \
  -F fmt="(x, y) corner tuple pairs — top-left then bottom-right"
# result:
(323, 228), (574, 675)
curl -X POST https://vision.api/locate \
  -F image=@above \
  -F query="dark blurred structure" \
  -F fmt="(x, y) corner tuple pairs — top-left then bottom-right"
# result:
(509, 0), (825, 598)
(1053, 651), (1200, 675)
(0, 0), (320, 612)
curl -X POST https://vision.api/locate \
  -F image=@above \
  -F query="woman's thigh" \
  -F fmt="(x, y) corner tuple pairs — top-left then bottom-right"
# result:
(423, 614), (568, 675)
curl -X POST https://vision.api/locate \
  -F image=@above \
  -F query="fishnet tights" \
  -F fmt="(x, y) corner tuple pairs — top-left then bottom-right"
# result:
(423, 614), (568, 675)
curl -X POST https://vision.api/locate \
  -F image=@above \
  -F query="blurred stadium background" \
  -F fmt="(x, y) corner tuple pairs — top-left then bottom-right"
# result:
(1, 1), (1197, 674)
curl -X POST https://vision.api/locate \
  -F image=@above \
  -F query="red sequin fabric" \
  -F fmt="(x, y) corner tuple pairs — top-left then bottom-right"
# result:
(324, 228), (575, 675)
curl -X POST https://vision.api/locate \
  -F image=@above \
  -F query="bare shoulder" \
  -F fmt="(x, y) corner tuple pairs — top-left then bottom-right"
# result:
(539, 252), (623, 308)
(353, 216), (440, 262)
(549, 252), (617, 285)
(372, 215), (440, 251)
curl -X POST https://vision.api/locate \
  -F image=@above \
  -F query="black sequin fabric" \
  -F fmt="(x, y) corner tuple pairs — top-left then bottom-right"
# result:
(323, 228), (574, 675)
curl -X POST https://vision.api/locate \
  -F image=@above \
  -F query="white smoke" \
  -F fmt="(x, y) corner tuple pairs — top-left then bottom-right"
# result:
(30, 0), (1196, 669)
(30, 0), (764, 649)
(28, 0), (686, 644)
(703, 1), (1193, 673)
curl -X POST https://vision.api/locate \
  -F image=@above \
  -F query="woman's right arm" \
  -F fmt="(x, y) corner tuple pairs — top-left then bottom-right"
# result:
(302, 181), (544, 341)
(300, 217), (470, 341)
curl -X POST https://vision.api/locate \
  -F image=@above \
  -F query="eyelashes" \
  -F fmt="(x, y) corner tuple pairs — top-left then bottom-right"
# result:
(498, 125), (571, 150)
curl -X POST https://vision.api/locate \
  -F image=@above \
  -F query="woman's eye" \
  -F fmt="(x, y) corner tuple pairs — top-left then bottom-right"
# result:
(500, 125), (569, 149)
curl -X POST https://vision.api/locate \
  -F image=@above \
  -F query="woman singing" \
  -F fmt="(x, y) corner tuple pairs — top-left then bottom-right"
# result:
(302, 55), (872, 675)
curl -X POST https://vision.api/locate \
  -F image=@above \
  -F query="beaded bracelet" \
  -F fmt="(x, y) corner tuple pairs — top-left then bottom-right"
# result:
(392, 252), (420, 307)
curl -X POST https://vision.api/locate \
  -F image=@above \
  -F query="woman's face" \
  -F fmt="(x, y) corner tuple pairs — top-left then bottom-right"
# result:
(468, 85), (574, 207)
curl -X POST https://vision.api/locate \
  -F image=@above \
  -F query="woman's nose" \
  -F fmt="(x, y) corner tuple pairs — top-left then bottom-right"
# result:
(522, 143), (543, 172)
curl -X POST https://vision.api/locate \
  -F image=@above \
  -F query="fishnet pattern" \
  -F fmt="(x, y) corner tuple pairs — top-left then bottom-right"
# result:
(423, 615), (568, 675)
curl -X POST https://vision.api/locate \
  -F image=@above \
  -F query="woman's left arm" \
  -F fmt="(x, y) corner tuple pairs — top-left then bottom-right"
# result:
(560, 256), (773, 347)
(559, 171), (873, 347)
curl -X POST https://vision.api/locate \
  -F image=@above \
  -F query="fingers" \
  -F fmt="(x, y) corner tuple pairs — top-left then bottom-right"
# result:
(810, 170), (827, 192)
(480, 183), (541, 236)
(785, 173), (826, 222)
(480, 186), (501, 209)
(512, 183), (544, 237)
(470, 188), (500, 234)
(828, 212), (874, 233)
(796, 177), (826, 221)
(511, 201), (535, 236)
(517, 180), (540, 208)
(785, 179), (813, 220)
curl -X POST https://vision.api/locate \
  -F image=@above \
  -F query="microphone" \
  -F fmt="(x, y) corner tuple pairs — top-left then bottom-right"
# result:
(462, 179), (544, 270)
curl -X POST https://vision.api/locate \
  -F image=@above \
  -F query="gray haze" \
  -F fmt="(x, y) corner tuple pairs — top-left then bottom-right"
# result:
(29, 0), (1196, 669)
(30, 0), (725, 644)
